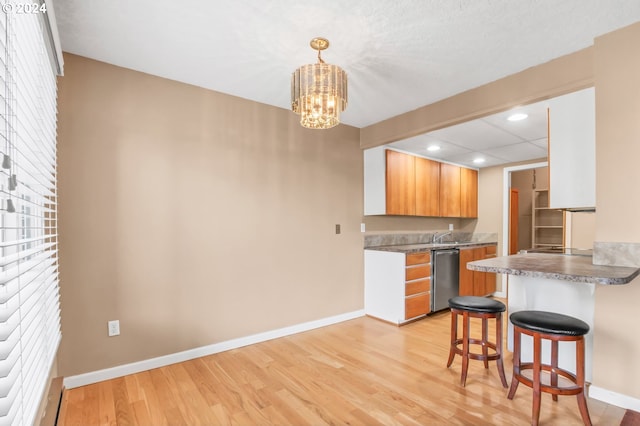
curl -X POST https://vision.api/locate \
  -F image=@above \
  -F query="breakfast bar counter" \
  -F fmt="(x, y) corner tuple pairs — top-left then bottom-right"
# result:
(467, 252), (640, 285)
(468, 252), (640, 382)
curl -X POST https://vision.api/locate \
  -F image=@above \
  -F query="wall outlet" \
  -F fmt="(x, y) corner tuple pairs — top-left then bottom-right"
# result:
(360, 223), (366, 233)
(335, 224), (341, 234)
(108, 320), (120, 337)
(449, 223), (454, 231)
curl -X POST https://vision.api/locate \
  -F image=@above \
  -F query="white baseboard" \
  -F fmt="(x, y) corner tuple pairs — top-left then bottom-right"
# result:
(64, 309), (365, 389)
(492, 290), (507, 298)
(589, 385), (640, 411)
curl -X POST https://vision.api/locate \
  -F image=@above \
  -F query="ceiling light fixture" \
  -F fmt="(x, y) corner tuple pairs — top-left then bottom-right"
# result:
(507, 113), (528, 121)
(291, 37), (348, 129)
(473, 158), (486, 164)
(427, 145), (441, 152)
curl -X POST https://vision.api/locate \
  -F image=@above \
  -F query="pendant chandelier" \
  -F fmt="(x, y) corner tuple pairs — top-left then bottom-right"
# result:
(291, 37), (348, 129)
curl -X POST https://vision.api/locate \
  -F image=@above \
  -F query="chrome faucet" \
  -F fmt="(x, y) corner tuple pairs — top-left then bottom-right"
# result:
(432, 231), (453, 243)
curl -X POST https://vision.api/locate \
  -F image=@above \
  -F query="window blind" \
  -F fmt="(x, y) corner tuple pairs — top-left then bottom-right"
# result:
(0, 1), (60, 425)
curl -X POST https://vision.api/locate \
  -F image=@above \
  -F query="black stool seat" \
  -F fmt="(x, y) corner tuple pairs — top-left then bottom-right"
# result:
(510, 310), (589, 336)
(448, 296), (506, 313)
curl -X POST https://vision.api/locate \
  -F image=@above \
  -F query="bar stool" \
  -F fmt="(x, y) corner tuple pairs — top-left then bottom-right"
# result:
(507, 310), (591, 426)
(447, 296), (508, 387)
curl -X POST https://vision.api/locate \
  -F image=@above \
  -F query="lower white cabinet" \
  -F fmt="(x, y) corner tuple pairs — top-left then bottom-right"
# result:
(364, 250), (431, 325)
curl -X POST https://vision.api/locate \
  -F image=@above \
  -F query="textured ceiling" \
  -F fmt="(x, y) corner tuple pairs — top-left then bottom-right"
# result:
(53, 1), (640, 166)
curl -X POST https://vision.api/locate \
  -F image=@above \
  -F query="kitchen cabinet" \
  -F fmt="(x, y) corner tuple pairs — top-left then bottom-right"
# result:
(386, 150), (416, 215)
(460, 167), (478, 218)
(532, 189), (565, 249)
(459, 244), (497, 296)
(547, 87), (595, 210)
(439, 163), (461, 217)
(483, 245), (497, 294)
(364, 249), (431, 325)
(415, 156), (440, 216)
(364, 147), (477, 218)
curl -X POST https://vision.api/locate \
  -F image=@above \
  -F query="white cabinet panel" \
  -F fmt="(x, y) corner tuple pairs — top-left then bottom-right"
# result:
(548, 87), (596, 209)
(364, 146), (386, 215)
(364, 250), (405, 324)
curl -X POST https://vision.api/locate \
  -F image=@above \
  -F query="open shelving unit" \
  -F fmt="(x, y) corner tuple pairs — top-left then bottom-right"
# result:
(532, 189), (565, 250)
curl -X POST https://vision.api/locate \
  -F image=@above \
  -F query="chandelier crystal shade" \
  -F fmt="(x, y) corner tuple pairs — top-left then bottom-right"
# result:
(291, 38), (348, 129)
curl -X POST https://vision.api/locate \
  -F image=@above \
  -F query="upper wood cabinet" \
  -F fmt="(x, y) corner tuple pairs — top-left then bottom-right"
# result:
(460, 167), (478, 218)
(547, 87), (595, 210)
(415, 156), (440, 216)
(386, 150), (416, 215)
(439, 163), (461, 217)
(364, 147), (477, 218)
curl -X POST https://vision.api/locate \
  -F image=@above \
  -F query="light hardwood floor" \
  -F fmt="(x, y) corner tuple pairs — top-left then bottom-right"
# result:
(58, 306), (625, 425)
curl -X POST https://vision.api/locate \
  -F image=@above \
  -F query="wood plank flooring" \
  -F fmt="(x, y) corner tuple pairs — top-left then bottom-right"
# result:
(58, 306), (625, 425)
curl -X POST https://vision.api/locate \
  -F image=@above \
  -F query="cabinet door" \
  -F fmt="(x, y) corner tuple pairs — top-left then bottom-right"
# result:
(386, 150), (416, 215)
(405, 294), (430, 319)
(472, 247), (486, 296)
(548, 87), (595, 209)
(458, 248), (475, 296)
(415, 157), (440, 216)
(439, 163), (461, 217)
(484, 245), (497, 294)
(460, 167), (478, 218)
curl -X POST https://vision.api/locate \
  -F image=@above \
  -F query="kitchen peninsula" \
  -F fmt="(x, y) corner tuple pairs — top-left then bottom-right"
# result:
(468, 252), (640, 382)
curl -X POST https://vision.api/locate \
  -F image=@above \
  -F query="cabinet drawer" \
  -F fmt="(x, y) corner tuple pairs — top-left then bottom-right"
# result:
(405, 293), (430, 320)
(406, 252), (430, 266)
(406, 264), (431, 281)
(406, 278), (430, 296)
(485, 245), (497, 255)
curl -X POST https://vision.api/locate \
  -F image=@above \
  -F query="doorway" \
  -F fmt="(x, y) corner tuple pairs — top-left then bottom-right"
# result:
(500, 161), (548, 294)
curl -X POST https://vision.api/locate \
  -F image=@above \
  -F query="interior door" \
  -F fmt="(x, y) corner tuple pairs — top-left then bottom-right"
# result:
(509, 188), (519, 255)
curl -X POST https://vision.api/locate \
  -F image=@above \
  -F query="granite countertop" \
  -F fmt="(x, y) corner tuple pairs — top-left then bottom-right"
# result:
(366, 241), (497, 254)
(468, 253), (640, 285)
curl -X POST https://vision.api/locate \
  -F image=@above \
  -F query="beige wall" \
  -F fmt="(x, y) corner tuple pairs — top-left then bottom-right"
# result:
(568, 212), (596, 249)
(592, 22), (640, 399)
(57, 54), (363, 376)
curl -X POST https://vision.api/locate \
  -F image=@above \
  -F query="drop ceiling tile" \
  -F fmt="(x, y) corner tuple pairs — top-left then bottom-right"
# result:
(389, 135), (472, 159)
(443, 152), (505, 169)
(484, 142), (548, 162)
(530, 137), (548, 149)
(426, 119), (525, 151)
(481, 100), (550, 141)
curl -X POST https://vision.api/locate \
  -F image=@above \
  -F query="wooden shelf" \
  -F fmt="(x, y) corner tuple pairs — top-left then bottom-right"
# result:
(532, 189), (564, 249)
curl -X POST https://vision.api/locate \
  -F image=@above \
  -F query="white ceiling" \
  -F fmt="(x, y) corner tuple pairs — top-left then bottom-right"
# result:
(53, 1), (640, 166)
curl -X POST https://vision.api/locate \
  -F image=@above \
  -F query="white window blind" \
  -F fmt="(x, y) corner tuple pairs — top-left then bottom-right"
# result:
(0, 1), (61, 425)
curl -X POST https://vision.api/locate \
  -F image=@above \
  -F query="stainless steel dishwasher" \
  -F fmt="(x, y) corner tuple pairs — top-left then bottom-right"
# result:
(431, 249), (460, 312)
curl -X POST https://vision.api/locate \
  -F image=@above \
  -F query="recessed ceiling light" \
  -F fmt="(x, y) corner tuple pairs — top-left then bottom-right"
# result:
(427, 145), (441, 152)
(473, 158), (486, 164)
(507, 113), (528, 121)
